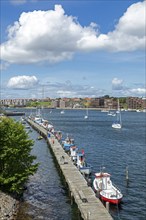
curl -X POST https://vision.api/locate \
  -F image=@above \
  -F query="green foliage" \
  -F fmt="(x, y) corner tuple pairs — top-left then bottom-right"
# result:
(26, 101), (51, 107)
(119, 97), (126, 104)
(84, 101), (90, 108)
(26, 101), (39, 107)
(0, 117), (38, 194)
(103, 95), (110, 99)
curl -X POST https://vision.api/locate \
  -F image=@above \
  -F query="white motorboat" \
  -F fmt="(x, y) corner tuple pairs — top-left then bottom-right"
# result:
(62, 135), (75, 152)
(93, 171), (123, 204)
(76, 153), (92, 175)
(70, 145), (78, 162)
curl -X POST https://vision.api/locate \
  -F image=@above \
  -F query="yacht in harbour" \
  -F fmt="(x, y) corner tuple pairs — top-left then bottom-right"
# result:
(112, 99), (122, 129)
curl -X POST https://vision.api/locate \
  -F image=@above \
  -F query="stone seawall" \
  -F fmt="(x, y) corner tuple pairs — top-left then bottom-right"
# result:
(0, 191), (19, 220)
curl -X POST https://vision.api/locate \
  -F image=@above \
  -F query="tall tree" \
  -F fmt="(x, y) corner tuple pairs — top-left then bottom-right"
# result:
(0, 117), (38, 194)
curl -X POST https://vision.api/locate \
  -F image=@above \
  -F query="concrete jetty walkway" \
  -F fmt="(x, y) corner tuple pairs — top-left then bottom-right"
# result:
(26, 118), (113, 220)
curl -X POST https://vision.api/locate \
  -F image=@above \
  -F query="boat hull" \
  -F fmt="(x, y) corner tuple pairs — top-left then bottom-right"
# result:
(100, 194), (122, 204)
(112, 123), (122, 129)
(79, 167), (92, 175)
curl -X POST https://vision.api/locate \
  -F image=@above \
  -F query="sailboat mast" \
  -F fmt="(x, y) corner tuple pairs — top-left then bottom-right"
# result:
(87, 107), (88, 116)
(118, 99), (122, 125)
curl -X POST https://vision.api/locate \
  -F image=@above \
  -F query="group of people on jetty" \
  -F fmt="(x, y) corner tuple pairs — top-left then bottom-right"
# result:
(25, 113), (123, 205)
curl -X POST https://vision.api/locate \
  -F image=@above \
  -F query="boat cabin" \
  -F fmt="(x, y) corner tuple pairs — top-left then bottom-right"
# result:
(95, 172), (112, 190)
(76, 153), (85, 168)
(70, 145), (78, 161)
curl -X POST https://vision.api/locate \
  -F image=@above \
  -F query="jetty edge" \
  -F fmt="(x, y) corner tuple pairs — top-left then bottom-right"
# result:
(26, 117), (113, 220)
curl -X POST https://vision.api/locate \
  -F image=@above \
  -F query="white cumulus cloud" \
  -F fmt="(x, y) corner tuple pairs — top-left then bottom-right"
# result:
(112, 78), (124, 90)
(129, 88), (146, 95)
(7, 75), (38, 89)
(104, 1), (145, 52)
(1, 2), (145, 64)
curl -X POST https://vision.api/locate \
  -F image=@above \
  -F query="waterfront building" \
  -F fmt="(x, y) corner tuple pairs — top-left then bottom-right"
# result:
(126, 97), (143, 110)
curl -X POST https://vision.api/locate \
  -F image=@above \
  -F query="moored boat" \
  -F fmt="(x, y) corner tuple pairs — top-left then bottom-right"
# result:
(112, 99), (122, 129)
(76, 152), (92, 175)
(37, 135), (43, 140)
(70, 145), (78, 162)
(93, 171), (123, 204)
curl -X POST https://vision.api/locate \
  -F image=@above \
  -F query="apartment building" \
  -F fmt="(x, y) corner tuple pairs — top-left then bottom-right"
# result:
(126, 97), (143, 109)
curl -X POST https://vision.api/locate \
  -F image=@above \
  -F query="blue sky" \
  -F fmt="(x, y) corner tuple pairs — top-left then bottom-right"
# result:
(0, 0), (145, 99)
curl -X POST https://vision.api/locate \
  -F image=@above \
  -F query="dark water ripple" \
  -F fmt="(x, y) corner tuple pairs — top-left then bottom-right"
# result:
(15, 109), (145, 220)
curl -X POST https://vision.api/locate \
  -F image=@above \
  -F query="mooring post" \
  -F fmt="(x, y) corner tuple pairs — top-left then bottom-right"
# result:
(87, 211), (91, 220)
(70, 191), (74, 205)
(126, 165), (129, 186)
(106, 202), (109, 212)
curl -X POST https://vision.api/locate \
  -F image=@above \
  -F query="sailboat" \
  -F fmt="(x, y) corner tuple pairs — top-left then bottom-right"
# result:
(84, 107), (88, 119)
(34, 108), (42, 124)
(107, 106), (116, 116)
(112, 99), (122, 129)
(60, 110), (65, 114)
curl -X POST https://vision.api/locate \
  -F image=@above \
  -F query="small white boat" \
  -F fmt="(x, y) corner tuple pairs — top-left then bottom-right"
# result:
(112, 99), (122, 129)
(20, 117), (26, 124)
(34, 115), (42, 124)
(108, 111), (116, 116)
(76, 153), (92, 175)
(101, 109), (108, 112)
(70, 145), (78, 162)
(93, 171), (123, 204)
(112, 123), (122, 129)
(62, 135), (75, 152)
(60, 110), (65, 114)
(37, 135), (43, 140)
(84, 107), (89, 119)
(34, 108), (42, 122)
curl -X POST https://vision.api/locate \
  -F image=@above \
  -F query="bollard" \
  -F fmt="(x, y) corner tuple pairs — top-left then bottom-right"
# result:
(60, 156), (65, 164)
(70, 191), (74, 205)
(126, 166), (129, 181)
(106, 202), (109, 212)
(126, 165), (129, 186)
(87, 211), (91, 220)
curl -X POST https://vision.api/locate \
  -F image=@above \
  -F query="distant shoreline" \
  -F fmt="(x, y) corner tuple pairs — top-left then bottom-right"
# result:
(2, 107), (145, 112)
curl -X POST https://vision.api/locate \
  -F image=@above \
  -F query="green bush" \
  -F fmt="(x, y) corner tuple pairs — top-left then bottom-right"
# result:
(0, 117), (38, 194)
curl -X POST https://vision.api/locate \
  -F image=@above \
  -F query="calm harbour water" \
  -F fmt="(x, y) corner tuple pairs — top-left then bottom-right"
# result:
(15, 108), (146, 220)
